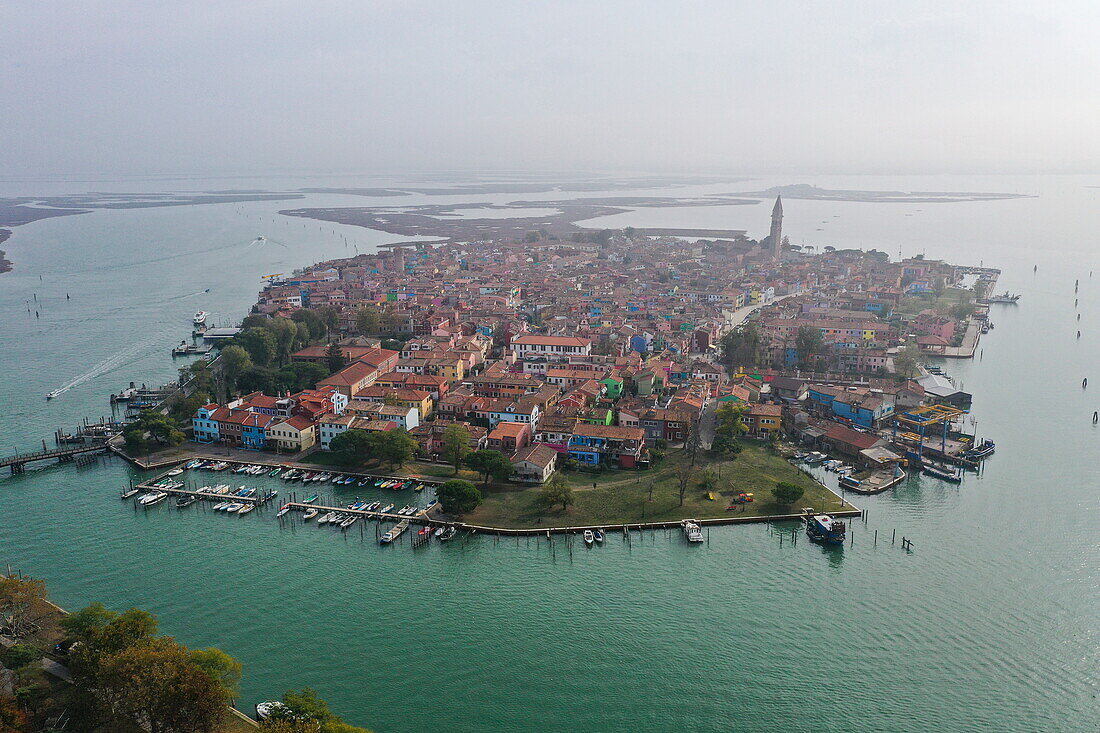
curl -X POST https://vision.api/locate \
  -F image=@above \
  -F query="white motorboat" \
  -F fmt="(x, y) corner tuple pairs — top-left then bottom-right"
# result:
(139, 491), (168, 507)
(303, 508), (319, 521)
(682, 520), (704, 543)
(583, 530), (595, 546)
(194, 311), (209, 325)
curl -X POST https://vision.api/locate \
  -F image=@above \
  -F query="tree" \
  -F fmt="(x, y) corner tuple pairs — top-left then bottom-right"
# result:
(275, 362), (328, 393)
(0, 576), (55, 642)
(266, 688), (373, 733)
(675, 463), (695, 507)
(436, 479), (482, 514)
(711, 403), (748, 456)
(219, 345), (253, 389)
(893, 341), (921, 380)
(96, 639), (229, 733)
(440, 424), (471, 474)
(124, 427), (147, 453)
(355, 307), (381, 336)
(329, 429), (372, 466)
(237, 366), (276, 395)
(795, 325), (824, 368)
(190, 647), (242, 699)
(719, 323), (762, 370)
(268, 317), (302, 365)
(464, 450), (512, 487)
(538, 474), (574, 512)
(524, 231), (540, 243)
(367, 430), (417, 470)
(237, 328), (278, 368)
(240, 314), (270, 330)
(773, 481), (805, 506)
(325, 343), (347, 374)
(291, 309), (324, 342)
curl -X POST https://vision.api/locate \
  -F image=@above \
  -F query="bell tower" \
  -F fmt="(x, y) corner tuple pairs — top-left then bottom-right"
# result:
(770, 195), (783, 261)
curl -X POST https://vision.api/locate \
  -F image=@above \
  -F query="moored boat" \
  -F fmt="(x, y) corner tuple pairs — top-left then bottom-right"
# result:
(583, 529), (595, 546)
(302, 508), (319, 521)
(805, 512), (846, 545)
(139, 491), (168, 507)
(681, 520), (704, 543)
(439, 526), (457, 542)
(593, 528), (605, 544)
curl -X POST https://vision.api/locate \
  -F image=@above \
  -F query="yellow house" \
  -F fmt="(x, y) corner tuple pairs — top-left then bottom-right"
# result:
(267, 416), (317, 452)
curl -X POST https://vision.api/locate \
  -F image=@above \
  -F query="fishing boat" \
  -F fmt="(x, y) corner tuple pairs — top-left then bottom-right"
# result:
(176, 495), (197, 508)
(922, 464), (962, 483)
(194, 311), (209, 325)
(120, 487), (141, 499)
(238, 503), (255, 514)
(805, 513), (846, 545)
(681, 520), (704, 543)
(380, 519), (409, 544)
(276, 505), (291, 518)
(987, 292), (1020, 304)
(593, 529), (605, 544)
(302, 508), (319, 521)
(139, 491), (168, 507)
(583, 530), (595, 546)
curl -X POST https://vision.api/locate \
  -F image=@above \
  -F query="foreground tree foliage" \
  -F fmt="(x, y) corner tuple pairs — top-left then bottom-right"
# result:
(436, 479), (482, 514)
(262, 687), (372, 733)
(61, 603), (236, 733)
(440, 424), (471, 474)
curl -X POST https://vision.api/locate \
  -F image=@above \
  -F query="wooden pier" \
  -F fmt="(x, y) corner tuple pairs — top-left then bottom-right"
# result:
(1, 442), (109, 474)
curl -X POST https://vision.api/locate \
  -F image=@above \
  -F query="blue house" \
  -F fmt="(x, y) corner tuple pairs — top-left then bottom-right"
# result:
(192, 405), (221, 444)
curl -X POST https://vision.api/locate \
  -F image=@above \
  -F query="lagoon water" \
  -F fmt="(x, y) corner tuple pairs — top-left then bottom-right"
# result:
(1, 174), (1098, 731)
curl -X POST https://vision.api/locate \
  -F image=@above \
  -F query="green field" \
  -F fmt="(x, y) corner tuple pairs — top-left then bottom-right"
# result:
(462, 443), (851, 529)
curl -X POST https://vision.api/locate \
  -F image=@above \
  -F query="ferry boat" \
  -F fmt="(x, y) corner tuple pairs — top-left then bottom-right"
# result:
(987, 292), (1020, 304)
(193, 310), (209, 325)
(805, 513), (846, 545)
(681, 520), (704, 543)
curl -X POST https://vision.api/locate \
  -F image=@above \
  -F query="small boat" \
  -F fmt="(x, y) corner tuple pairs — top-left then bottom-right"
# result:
(433, 527), (445, 538)
(211, 501), (228, 511)
(439, 526), (457, 542)
(176, 495), (197, 508)
(583, 530), (595, 546)
(373, 479), (386, 487)
(340, 515), (358, 528)
(139, 491), (168, 507)
(414, 483), (425, 492)
(166, 468), (183, 476)
(303, 494), (319, 504)
(45, 389), (64, 400)
(276, 505), (292, 518)
(255, 701), (287, 721)
(317, 512), (336, 525)
(803, 452), (828, 464)
(223, 503), (243, 513)
(302, 508), (319, 521)
(839, 475), (862, 489)
(681, 520), (704, 543)
(380, 503), (395, 514)
(380, 519), (410, 544)
(331, 474), (344, 483)
(268, 468), (282, 477)
(805, 512), (846, 545)
(357, 478), (372, 487)
(194, 311), (209, 325)
(987, 292), (1020, 304)
(120, 487), (141, 499)
(593, 529), (605, 544)
(237, 503), (255, 514)
(365, 501), (381, 512)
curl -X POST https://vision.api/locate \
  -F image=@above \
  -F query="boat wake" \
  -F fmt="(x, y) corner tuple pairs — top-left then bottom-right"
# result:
(44, 339), (155, 400)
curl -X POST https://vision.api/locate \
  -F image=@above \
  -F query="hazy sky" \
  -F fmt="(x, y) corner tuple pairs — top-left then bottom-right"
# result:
(2, 1), (1097, 177)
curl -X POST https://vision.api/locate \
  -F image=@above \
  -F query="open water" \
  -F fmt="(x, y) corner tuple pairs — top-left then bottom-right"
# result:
(0, 174), (1097, 731)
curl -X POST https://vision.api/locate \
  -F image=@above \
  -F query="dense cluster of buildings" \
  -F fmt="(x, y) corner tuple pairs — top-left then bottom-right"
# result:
(191, 200), (987, 481)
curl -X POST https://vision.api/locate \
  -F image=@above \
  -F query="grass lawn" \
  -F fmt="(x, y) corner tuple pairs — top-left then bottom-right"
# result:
(461, 443), (851, 529)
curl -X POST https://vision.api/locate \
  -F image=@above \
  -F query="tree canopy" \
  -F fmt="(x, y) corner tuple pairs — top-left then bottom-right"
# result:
(440, 424), (472, 474)
(465, 449), (512, 487)
(773, 481), (805, 506)
(436, 479), (482, 514)
(537, 474), (574, 512)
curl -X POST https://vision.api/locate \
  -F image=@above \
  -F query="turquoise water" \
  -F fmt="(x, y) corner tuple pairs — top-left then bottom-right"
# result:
(1, 175), (1098, 731)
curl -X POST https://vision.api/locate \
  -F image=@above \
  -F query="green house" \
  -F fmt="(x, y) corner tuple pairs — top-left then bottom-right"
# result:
(600, 376), (624, 400)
